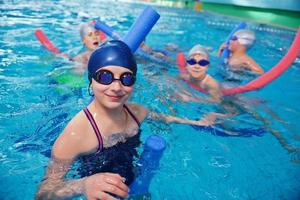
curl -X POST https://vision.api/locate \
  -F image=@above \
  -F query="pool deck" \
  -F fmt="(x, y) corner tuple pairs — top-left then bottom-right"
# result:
(140, 0), (300, 30)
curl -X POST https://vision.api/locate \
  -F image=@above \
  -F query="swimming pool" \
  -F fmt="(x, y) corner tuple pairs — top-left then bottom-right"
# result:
(1, 0), (300, 199)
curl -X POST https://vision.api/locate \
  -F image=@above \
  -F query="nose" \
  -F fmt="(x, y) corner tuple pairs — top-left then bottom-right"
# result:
(194, 63), (201, 68)
(110, 79), (122, 91)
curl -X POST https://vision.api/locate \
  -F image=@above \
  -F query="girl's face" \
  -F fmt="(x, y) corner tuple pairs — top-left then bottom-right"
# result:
(83, 30), (102, 50)
(186, 54), (209, 79)
(229, 35), (243, 52)
(91, 66), (135, 109)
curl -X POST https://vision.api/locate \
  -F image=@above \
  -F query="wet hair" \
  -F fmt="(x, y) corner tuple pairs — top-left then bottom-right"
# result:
(188, 44), (209, 59)
(88, 40), (137, 81)
(234, 29), (256, 49)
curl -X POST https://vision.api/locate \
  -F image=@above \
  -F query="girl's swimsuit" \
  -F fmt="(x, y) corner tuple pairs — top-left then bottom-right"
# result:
(77, 104), (141, 185)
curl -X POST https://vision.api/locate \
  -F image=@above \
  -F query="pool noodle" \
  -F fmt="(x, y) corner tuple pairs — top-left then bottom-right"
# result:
(95, 19), (166, 63)
(94, 20), (122, 40)
(34, 29), (75, 61)
(95, 6), (161, 62)
(34, 29), (62, 54)
(96, 6), (160, 53)
(221, 22), (247, 65)
(129, 135), (166, 196)
(177, 27), (300, 96)
(123, 6), (160, 53)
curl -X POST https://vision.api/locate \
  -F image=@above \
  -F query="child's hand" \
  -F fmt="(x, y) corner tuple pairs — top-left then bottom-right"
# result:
(198, 112), (226, 126)
(84, 173), (129, 200)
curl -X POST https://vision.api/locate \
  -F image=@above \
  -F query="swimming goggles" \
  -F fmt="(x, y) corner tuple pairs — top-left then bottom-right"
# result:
(186, 58), (210, 66)
(230, 35), (238, 41)
(93, 70), (136, 86)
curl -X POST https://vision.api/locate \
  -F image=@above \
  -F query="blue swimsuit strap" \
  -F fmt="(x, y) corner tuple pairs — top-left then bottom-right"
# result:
(83, 108), (104, 153)
(83, 105), (140, 152)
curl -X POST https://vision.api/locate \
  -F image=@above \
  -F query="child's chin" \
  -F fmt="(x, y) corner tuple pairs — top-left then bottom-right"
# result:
(92, 45), (98, 49)
(105, 102), (124, 109)
(191, 73), (203, 79)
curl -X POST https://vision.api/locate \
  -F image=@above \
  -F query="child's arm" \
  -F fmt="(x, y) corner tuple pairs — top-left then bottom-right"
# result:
(72, 52), (88, 64)
(205, 77), (222, 103)
(35, 115), (129, 200)
(244, 57), (264, 74)
(148, 111), (217, 126)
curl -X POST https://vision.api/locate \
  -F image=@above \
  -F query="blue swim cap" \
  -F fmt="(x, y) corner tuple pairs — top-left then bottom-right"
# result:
(88, 40), (137, 80)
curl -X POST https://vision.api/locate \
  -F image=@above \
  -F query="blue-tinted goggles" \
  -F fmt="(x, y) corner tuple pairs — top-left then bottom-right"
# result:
(93, 70), (136, 86)
(186, 58), (210, 66)
(230, 35), (238, 41)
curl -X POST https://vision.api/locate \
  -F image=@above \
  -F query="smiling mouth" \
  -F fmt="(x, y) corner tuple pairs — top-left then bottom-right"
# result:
(191, 69), (201, 73)
(106, 94), (124, 101)
(93, 41), (99, 46)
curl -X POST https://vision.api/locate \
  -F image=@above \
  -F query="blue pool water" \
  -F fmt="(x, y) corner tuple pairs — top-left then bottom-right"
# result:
(1, 0), (300, 199)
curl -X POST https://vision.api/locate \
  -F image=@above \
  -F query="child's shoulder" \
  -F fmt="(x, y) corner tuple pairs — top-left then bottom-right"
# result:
(65, 110), (90, 135)
(72, 51), (90, 64)
(125, 103), (149, 122)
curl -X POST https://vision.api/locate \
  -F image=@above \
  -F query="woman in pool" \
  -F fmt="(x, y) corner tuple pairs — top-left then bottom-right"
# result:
(72, 21), (107, 74)
(218, 29), (264, 75)
(178, 44), (222, 103)
(35, 40), (215, 200)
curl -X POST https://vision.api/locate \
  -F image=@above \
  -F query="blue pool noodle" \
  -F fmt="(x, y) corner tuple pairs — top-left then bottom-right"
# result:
(94, 19), (122, 40)
(95, 6), (160, 53)
(221, 22), (247, 65)
(123, 6), (160, 53)
(129, 135), (166, 196)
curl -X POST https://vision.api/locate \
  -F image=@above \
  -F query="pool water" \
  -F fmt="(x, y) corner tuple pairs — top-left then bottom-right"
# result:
(1, 0), (300, 199)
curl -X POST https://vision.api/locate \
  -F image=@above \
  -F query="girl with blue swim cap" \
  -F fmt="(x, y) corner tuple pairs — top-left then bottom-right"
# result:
(36, 40), (216, 200)
(218, 29), (264, 75)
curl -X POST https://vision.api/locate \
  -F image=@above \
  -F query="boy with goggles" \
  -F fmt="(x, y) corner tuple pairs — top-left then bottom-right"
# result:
(218, 29), (264, 75)
(179, 44), (222, 103)
(36, 40), (217, 200)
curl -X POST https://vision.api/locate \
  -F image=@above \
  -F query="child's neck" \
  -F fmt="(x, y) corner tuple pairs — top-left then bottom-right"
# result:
(231, 48), (247, 58)
(92, 100), (125, 119)
(191, 73), (206, 83)
(86, 48), (94, 53)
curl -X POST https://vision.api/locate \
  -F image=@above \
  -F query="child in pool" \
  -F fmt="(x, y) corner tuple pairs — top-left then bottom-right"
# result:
(72, 21), (107, 74)
(178, 42), (299, 155)
(35, 40), (216, 200)
(178, 44), (222, 103)
(218, 29), (264, 75)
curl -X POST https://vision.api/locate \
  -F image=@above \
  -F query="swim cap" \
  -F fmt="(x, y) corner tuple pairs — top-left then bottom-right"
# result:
(88, 40), (137, 79)
(234, 29), (256, 48)
(188, 44), (209, 59)
(80, 21), (96, 40)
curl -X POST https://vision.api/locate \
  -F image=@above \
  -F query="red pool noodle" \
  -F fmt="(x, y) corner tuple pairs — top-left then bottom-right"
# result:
(177, 27), (300, 96)
(35, 29), (61, 54)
